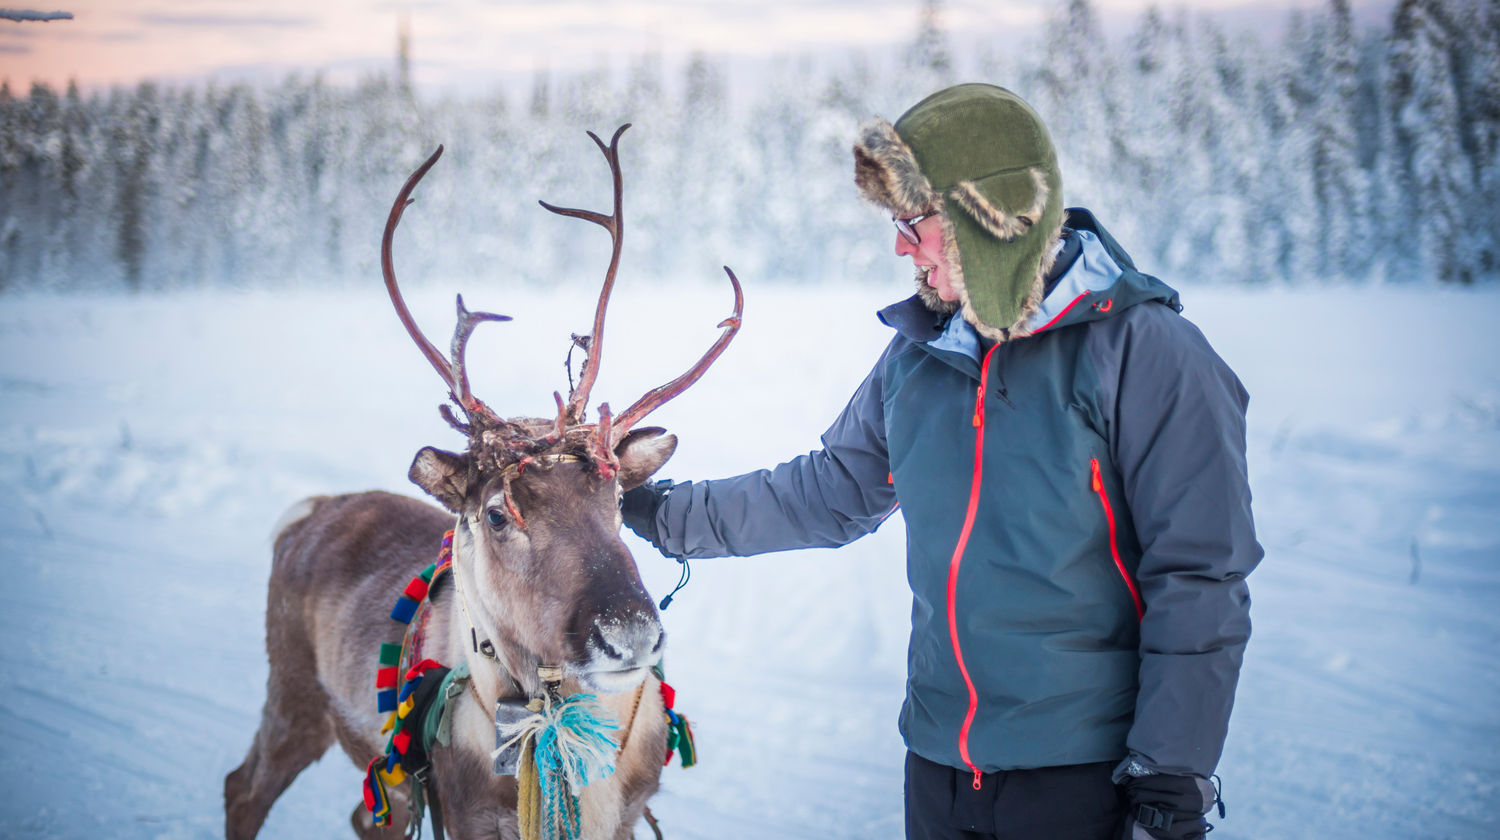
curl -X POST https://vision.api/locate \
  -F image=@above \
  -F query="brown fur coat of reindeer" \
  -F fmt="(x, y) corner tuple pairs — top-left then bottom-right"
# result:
(224, 126), (741, 840)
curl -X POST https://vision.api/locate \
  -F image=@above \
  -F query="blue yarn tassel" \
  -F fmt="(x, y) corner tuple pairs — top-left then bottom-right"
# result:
(497, 693), (620, 840)
(535, 694), (619, 789)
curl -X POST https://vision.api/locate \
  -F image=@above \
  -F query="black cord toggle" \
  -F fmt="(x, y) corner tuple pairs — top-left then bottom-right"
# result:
(658, 556), (692, 610)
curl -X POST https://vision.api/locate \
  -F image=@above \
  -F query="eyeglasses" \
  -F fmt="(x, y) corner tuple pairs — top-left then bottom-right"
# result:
(893, 211), (937, 246)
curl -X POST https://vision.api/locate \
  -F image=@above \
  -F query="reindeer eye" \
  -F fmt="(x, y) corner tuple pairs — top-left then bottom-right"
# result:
(485, 508), (507, 530)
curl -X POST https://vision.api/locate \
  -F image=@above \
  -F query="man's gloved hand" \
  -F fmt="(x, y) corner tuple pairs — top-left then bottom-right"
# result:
(1121, 772), (1220, 840)
(621, 479), (672, 549)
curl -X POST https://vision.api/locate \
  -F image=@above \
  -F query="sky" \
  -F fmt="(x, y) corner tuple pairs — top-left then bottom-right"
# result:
(0, 0), (1399, 97)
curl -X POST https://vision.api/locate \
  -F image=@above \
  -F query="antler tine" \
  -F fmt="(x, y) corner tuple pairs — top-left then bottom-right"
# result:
(548, 391), (568, 442)
(383, 146), (511, 431)
(382, 146), (456, 390)
(536, 125), (629, 233)
(610, 267), (744, 445)
(588, 402), (617, 480)
(538, 124), (631, 426)
(451, 294), (512, 419)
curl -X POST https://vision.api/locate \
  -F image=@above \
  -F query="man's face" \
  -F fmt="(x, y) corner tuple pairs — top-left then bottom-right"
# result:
(895, 213), (957, 302)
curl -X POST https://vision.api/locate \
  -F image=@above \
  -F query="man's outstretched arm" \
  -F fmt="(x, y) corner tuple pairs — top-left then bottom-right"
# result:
(624, 342), (899, 559)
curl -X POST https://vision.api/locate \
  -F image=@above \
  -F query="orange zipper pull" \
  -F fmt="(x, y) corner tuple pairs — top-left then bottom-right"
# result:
(972, 768), (983, 790)
(973, 385), (984, 427)
(1091, 458), (1102, 491)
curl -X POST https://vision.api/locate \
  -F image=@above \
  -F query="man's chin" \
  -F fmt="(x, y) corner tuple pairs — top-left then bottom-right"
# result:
(915, 274), (960, 314)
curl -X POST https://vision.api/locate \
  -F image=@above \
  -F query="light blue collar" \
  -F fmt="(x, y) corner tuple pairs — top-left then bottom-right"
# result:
(928, 306), (983, 361)
(1019, 229), (1123, 334)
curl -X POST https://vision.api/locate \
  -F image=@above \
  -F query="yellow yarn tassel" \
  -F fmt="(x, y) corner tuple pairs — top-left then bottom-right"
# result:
(517, 736), (542, 840)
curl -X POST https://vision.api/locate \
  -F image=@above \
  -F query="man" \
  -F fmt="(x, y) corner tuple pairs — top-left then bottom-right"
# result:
(623, 84), (1260, 840)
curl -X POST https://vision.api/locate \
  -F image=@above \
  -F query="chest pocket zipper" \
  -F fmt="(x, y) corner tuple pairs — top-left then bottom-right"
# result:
(1090, 458), (1144, 621)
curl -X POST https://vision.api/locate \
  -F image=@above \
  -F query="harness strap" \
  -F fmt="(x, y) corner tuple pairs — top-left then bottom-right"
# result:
(426, 775), (446, 840)
(406, 664), (472, 840)
(642, 806), (665, 840)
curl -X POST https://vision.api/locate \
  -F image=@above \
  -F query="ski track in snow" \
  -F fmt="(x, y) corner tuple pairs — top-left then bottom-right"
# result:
(1, 284), (1497, 839)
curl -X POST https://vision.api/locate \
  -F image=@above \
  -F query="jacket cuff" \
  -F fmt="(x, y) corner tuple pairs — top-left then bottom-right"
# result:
(1112, 754), (1161, 784)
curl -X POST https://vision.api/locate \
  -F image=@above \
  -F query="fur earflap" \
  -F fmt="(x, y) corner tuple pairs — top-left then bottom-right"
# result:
(910, 198), (1067, 345)
(853, 119), (938, 218)
(948, 168), (1049, 243)
(957, 219), (1065, 344)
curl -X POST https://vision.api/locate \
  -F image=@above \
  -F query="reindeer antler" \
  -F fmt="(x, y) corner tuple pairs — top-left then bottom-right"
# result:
(382, 145), (512, 433)
(610, 267), (743, 444)
(539, 124), (630, 429)
(541, 126), (745, 477)
(380, 132), (743, 477)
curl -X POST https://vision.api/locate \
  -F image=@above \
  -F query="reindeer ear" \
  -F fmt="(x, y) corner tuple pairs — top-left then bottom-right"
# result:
(409, 447), (470, 513)
(614, 427), (677, 490)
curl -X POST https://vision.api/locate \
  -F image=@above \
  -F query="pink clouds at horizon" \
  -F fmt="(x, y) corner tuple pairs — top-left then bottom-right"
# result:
(1, 0), (1396, 94)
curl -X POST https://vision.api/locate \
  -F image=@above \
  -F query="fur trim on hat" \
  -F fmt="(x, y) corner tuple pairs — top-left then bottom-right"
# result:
(853, 118), (937, 218)
(948, 168), (1050, 243)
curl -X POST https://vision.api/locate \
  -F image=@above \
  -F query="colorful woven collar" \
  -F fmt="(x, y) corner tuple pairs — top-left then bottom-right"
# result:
(363, 530), (458, 828)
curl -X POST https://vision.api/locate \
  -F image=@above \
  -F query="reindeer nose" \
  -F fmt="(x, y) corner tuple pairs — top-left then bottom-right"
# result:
(589, 616), (665, 669)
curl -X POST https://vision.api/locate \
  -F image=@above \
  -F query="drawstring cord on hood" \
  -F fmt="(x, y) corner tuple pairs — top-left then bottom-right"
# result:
(658, 556), (691, 610)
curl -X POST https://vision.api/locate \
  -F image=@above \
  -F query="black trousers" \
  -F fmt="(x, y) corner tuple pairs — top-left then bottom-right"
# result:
(904, 751), (1125, 840)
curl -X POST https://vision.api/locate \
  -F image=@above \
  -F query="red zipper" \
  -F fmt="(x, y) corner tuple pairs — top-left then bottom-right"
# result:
(947, 344), (999, 791)
(1090, 458), (1144, 621)
(1032, 290), (1091, 334)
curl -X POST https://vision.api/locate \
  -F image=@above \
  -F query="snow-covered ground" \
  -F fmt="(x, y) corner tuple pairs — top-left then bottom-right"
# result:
(1, 282), (1497, 839)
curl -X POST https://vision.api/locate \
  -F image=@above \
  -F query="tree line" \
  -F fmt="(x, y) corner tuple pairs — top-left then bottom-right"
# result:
(0, 0), (1495, 293)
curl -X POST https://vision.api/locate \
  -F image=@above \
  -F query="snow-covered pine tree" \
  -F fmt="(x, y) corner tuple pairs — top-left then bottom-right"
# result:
(1116, 6), (1179, 267)
(905, 0), (954, 93)
(1309, 0), (1371, 282)
(112, 82), (159, 292)
(1032, 0), (1125, 230)
(743, 57), (819, 282)
(1386, 0), (1472, 283)
(1178, 16), (1262, 284)
(1451, 0), (1500, 277)
(675, 51), (730, 278)
(51, 81), (91, 286)
(1267, 11), (1324, 283)
(530, 66), (551, 123)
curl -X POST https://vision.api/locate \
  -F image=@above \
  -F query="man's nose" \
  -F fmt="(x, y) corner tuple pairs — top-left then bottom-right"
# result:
(895, 231), (915, 257)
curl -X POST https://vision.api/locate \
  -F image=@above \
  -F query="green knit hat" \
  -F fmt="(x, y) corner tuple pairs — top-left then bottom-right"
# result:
(853, 84), (1064, 339)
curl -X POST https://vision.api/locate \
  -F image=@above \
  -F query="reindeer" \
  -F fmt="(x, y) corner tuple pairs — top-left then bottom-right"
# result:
(224, 126), (742, 840)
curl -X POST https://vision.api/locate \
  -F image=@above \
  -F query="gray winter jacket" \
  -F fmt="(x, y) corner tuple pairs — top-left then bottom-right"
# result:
(650, 209), (1261, 780)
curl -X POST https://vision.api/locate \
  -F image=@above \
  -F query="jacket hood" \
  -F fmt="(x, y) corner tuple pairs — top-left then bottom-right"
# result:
(854, 84), (1065, 344)
(1023, 210), (1182, 334)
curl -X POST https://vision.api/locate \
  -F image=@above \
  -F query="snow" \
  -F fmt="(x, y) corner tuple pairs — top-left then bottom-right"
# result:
(1, 282), (1497, 839)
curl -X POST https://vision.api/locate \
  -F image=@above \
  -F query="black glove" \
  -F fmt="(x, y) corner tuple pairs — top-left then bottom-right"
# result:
(621, 479), (672, 549)
(1121, 772), (1221, 840)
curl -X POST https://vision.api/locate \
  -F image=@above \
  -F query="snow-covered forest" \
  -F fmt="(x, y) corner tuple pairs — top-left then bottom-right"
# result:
(2, 0), (1497, 293)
